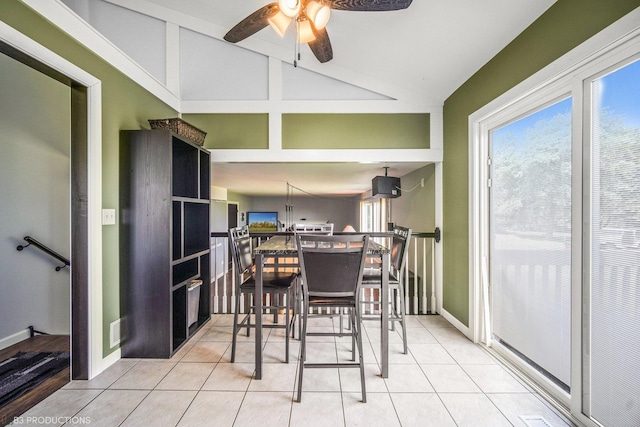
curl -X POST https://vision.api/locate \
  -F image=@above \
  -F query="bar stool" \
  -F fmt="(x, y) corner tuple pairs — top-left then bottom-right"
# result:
(228, 226), (297, 364)
(295, 233), (369, 402)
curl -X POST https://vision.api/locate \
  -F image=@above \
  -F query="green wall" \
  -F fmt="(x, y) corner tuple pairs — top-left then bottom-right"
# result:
(184, 114), (269, 149)
(283, 114), (430, 149)
(442, 0), (640, 326)
(184, 113), (430, 150)
(0, 0), (177, 357)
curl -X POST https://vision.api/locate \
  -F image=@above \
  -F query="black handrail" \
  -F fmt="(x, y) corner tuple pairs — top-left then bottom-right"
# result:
(16, 236), (70, 271)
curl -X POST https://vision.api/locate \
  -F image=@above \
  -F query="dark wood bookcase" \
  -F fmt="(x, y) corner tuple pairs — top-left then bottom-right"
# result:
(120, 129), (210, 358)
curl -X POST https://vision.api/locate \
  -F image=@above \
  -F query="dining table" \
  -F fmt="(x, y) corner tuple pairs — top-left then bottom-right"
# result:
(252, 234), (391, 380)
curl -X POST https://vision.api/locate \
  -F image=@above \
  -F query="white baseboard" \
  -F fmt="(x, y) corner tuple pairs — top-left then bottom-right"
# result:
(89, 348), (121, 380)
(0, 328), (31, 351)
(440, 308), (472, 340)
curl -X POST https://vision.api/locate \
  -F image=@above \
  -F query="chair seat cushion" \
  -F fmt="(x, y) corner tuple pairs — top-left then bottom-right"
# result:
(240, 271), (297, 291)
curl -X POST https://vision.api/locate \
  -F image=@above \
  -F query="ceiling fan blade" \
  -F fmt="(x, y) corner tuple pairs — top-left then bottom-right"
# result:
(308, 26), (333, 63)
(224, 3), (279, 43)
(328, 0), (412, 11)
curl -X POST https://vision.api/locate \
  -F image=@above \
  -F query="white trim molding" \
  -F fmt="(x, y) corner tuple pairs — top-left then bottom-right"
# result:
(210, 148), (443, 164)
(440, 308), (471, 339)
(0, 328), (31, 351)
(180, 100), (441, 115)
(0, 19), (107, 380)
(21, 0), (180, 111)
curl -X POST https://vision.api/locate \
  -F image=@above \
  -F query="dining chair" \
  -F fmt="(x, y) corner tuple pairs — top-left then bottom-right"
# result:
(228, 225), (297, 364)
(290, 222), (335, 336)
(295, 233), (369, 403)
(361, 225), (412, 354)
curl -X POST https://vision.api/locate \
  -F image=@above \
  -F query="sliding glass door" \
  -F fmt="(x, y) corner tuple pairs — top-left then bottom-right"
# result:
(489, 97), (573, 393)
(474, 27), (640, 426)
(584, 58), (640, 427)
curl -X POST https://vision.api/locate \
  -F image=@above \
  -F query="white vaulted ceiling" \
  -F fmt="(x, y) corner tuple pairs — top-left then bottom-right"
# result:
(82, 0), (556, 106)
(53, 0), (556, 195)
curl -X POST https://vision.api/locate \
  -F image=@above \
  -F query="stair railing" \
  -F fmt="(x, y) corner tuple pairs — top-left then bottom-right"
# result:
(16, 236), (70, 271)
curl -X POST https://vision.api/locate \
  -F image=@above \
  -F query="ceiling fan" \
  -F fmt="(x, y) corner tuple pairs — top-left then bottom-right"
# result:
(223, 0), (413, 64)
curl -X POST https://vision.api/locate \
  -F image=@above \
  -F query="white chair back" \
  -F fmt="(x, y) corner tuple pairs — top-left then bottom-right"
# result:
(293, 223), (334, 235)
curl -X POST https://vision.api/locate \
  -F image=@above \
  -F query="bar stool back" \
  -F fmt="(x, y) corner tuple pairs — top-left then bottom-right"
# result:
(295, 233), (369, 402)
(228, 226), (297, 364)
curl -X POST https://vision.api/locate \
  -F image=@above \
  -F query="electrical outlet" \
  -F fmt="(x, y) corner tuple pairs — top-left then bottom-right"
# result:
(102, 209), (116, 225)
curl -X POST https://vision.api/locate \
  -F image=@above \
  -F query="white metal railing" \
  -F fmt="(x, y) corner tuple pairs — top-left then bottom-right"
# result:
(360, 234), (436, 315)
(210, 232), (438, 315)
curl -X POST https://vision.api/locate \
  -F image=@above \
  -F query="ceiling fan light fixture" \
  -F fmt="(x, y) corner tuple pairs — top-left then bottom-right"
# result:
(225, 0), (412, 63)
(278, 0), (301, 18)
(268, 11), (292, 37)
(306, 1), (331, 30)
(297, 18), (316, 43)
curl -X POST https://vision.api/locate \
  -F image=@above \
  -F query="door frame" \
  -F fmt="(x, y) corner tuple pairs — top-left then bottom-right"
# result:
(227, 202), (239, 269)
(0, 22), (104, 380)
(227, 202), (239, 229)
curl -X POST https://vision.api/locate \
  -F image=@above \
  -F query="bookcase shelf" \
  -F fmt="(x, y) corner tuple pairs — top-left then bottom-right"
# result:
(120, 129), (211, 358)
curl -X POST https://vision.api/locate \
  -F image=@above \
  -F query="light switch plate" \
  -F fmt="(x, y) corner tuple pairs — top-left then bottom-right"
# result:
(102, 209), (116, 225)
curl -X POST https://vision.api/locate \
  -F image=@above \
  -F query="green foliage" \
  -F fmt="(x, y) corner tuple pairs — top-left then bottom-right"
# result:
(492, 110), (572, 234)
(248, 221), (277, 232)
(492, 106), (640, 236)
(597, 110), (640, 229)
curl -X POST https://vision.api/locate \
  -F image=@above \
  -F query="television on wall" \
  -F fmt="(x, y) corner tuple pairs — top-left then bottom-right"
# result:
(247, 211), (278, 232)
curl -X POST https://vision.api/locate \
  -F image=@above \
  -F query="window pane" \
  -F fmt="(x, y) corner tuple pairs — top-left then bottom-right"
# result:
(589, 58), (640, 427)
(490, 97), (572, 389)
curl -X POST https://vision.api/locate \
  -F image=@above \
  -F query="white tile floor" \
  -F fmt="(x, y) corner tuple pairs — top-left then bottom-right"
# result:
(16, 314), (573, 426)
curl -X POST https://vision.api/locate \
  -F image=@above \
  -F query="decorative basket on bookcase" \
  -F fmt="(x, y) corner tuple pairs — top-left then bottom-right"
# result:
(148, 118), (207, 146)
